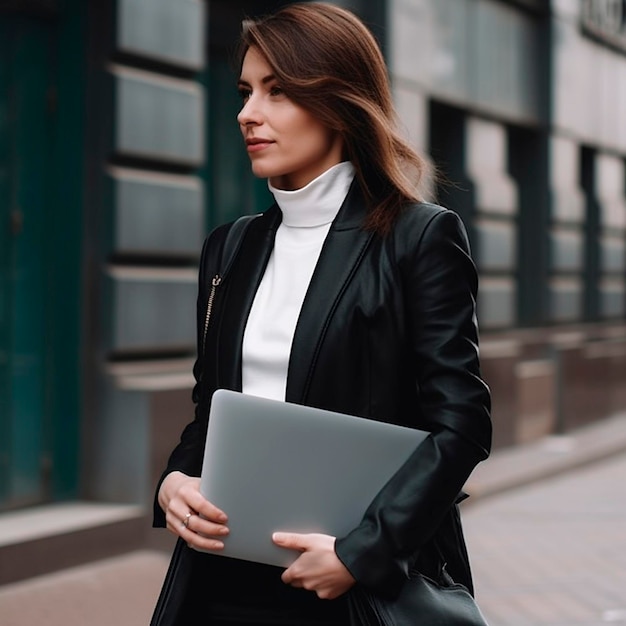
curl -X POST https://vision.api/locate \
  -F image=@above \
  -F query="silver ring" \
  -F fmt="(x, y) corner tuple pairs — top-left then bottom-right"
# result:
(182, 512), (192, 529)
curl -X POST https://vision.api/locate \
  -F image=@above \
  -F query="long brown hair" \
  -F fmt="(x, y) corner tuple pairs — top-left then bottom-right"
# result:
(238, 2), (426, 235)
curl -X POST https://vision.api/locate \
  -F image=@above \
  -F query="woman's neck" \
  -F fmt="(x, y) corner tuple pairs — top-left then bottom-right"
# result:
(268, 161), (355, 228)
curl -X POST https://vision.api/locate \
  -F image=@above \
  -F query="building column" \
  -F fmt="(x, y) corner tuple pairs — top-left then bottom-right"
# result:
(465, 116), (519, 330)
(546, 135), (586, 323)
(595, 154), (626, 318)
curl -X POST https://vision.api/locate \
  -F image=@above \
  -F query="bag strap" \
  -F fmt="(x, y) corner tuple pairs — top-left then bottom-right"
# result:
(200, 214), (259, 355)
(221, 214), (259, 280)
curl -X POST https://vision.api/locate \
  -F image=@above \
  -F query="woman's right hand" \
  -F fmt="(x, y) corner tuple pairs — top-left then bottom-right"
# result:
(158, 471), (229, 551)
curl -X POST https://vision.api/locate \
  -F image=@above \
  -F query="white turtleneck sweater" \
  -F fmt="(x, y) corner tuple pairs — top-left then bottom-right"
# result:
(241, 161), (356, 401)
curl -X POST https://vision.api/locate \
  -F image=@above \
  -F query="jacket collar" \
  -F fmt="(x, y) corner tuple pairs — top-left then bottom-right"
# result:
(217, 181), (374, 402)
(216, 206), (280, 391)
(286, 182), (374, 403)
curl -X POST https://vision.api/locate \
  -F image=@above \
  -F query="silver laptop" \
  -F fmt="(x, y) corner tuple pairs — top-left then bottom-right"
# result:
(198, 389), (428, 568)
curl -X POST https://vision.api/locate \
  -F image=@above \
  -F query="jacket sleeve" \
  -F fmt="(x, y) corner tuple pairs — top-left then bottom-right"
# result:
(152, 226), (228, 528)
(334, 209), (492, 595)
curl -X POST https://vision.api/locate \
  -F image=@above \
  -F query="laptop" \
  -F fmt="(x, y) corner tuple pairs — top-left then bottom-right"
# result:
(198, 389), (429, 568)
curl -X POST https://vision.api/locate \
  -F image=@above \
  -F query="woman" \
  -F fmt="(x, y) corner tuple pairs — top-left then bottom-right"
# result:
(152, 3), (491, 625)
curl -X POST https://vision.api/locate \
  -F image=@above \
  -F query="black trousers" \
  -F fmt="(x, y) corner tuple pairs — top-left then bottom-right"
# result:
(206, 596), (351, 625)
(177, 553), (352, 625)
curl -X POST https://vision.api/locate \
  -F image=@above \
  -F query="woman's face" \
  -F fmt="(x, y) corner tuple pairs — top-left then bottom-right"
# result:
(237, 47), (344, 190)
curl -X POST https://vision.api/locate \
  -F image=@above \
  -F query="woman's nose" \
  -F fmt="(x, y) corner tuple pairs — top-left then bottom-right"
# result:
(237, 97), (261, 126)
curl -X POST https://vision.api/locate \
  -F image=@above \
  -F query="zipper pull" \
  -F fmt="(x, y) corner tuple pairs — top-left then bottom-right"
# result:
(202, 275), (222, 353)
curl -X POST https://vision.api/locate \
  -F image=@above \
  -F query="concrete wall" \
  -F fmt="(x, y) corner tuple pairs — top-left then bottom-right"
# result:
(388, 0), (626, 445)
(83, 0), (207, 504)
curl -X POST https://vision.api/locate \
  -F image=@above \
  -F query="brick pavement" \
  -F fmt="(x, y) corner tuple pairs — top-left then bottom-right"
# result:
(463, 452), (626, 626)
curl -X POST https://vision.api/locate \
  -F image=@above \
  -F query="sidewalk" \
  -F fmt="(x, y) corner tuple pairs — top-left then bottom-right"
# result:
(464, 451), (626, 625)
(1, 413), (625, 626)
(0, 550), (169, 626)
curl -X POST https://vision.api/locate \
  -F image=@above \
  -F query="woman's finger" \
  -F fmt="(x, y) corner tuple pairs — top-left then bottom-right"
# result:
(272, 532), (311, 551)
(185, 513), (230, 537)
(182, 527), (225, 551)
(193, 498), (228, 524)
(176, 480), (228, 524)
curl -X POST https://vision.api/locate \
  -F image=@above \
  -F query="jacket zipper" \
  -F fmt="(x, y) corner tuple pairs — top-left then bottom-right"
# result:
(202, 274), (222, 354)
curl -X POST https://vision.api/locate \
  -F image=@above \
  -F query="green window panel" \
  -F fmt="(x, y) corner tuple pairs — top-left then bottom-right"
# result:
(114, 69), (205, 165)
(107, 268), (197, 353)
(599, 279), (625, 318)
(111, 170), (204, 255)
(550, 228), (585, 273)
(549, 278), (584, 322)
(478, 277), (516, 328)
(475, 219), (517, 272)
(117, 0), (205, 69)
(600, 236), (626, 274)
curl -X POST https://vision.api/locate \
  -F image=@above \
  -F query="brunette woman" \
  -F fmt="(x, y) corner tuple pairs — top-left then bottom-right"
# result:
(151, 3), (491, 625)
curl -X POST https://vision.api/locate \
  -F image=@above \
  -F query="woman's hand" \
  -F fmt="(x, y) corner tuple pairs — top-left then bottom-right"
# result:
(273, 532), (356, 599)
(158, 471), (229, 551)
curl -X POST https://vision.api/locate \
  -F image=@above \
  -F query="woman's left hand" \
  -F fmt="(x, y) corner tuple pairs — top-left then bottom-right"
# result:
(272, 532), (356, 599)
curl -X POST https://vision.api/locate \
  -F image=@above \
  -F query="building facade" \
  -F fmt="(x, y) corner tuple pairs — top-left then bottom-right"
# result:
(0, 0), (625, 579)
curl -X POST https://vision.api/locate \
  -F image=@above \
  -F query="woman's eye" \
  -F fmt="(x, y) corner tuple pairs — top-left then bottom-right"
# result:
(238, 88), (251, 102)
(269, 85), (284, 97)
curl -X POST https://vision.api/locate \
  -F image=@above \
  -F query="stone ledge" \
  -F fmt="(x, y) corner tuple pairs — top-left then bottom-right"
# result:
(0, 503), (148, 585)
(465, 412), (626, 502)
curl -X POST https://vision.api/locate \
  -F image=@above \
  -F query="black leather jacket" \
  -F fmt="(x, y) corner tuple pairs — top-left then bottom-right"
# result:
(153, 181), (492, 598)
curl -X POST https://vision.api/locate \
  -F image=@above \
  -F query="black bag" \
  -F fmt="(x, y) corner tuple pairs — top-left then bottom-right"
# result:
(348, 566), (489, 626)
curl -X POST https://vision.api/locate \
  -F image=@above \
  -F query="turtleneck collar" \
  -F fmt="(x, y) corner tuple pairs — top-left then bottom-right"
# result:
(268, 161), (356, 228)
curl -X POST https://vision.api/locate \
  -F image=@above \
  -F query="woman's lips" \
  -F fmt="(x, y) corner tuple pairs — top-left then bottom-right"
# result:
(246, 139), (273, 153)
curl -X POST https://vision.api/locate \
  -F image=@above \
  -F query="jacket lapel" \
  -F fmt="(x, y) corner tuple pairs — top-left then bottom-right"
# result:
(286, 181), (374, 404)
(217, 206), (281, 390)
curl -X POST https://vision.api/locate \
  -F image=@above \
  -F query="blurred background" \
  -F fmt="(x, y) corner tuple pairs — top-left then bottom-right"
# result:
(0, 0), (625, 623)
